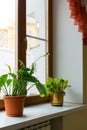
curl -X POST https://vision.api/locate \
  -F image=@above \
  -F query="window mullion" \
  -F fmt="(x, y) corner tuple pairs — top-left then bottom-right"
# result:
(18, 0), (27, 67)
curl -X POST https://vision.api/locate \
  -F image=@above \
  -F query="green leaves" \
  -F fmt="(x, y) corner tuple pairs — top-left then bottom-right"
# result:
(12, 79), (27, 96)
(44, 77), (70, 94)
(0, 52), (49, 97)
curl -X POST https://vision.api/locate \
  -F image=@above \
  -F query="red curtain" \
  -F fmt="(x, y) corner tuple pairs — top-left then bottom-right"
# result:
(67, 0), (87, 40)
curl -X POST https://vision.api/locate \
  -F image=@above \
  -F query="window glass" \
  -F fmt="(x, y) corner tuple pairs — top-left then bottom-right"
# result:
(0, 0), (16, 97)
(26, 0), (48, 95)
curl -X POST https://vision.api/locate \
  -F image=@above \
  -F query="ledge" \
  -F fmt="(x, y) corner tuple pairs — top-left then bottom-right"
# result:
(0, 102), (87, 130)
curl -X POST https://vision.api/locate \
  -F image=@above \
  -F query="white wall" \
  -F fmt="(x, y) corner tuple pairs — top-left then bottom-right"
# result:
(53, 0), (83, 103)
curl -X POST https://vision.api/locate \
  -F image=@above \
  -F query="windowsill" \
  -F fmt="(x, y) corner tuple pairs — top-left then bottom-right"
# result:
(0, 102), (87, 130)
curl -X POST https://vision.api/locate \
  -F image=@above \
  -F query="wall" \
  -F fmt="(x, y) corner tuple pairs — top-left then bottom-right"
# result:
(63, 108), (87, 130)
(53, 0), (83, 103)
(53, 0), (87, 130)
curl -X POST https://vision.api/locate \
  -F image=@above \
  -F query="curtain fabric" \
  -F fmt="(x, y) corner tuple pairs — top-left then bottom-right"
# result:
(81, 0), (87, 11)
(67, 0), (87, 40)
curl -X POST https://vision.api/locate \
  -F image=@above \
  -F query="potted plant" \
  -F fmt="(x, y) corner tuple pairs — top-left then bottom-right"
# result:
(0, 53), (48, 117)
(44, 77), (71, 106)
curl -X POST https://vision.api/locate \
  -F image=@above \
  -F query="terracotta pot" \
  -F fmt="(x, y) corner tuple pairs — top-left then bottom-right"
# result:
(50, 92), (64, 106)
(4, 96), (26, 117)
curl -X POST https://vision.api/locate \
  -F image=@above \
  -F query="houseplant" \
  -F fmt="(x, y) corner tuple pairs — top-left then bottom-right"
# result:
(44, 77), (71, 106)
(0, 53), (48, 117)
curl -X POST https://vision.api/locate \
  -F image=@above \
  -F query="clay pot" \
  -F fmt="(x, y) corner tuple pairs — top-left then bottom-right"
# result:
(50, 92), (64, 106)
(4, 96), (26, 117)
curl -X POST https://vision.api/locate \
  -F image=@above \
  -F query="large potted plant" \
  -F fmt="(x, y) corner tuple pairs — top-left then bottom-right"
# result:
(0, 53), (48, 117)
(44, 77), (71, 106)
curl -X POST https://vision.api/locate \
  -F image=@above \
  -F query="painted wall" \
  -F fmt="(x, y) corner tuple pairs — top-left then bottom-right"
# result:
(52, 1), (87, 130)
(51, 109), (87, 130)
(63, 108), (87, 130)
(53, 0), (83, 103)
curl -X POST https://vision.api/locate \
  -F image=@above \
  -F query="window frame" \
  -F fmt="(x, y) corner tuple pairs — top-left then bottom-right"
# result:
(0, 0), (53, 110)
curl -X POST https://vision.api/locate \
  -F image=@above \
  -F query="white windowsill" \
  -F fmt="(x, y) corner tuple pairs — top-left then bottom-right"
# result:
(0, 102), (87, 130)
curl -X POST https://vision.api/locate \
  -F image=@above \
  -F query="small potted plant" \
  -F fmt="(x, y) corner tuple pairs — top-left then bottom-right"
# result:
(0, 53), (48, 117)
(44, 77), (71, 106)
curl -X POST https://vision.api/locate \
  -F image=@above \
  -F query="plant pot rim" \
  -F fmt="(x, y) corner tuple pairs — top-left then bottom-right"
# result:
(4, 95), (26, 99)
(50, 92), (65, 94)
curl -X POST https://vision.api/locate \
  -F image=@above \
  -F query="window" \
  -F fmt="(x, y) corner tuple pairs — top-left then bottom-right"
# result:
(26, 0), (48, 95)
(0, 0), (52, 109)
(18, 0), (53, 96)
(0, 0), (16, 74)
(0, 0), (16, 98)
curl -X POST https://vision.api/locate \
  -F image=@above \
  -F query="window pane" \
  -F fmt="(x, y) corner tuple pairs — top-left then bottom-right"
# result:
(26, 0), (48, 95)
(26, 40), (48, 95)
(26, 0), (48, 39)
(0, 0), (16, 97)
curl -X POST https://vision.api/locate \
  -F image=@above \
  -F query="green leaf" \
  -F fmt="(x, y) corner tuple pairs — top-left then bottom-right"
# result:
(13, 78), (17, 87)
(9, 73), (17, 79)
(0, 74), (8, 88)
(6, 79), (12, 86)
(5, 64), (12, 73)
(18, 60), (25, 68)
(36, 82), (47, 97)
(29, 63), (35, 75)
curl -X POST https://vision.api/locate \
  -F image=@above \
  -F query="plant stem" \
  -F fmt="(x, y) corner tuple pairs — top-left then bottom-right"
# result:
(27, 84), (35, 91)
(33, 52), (49, 64)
